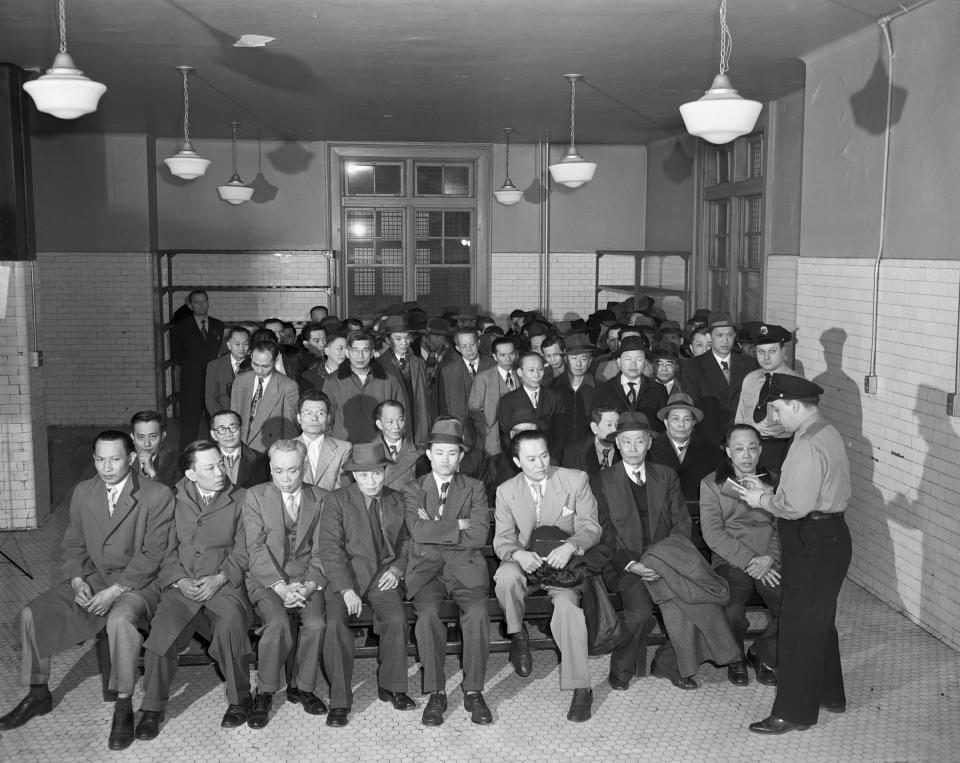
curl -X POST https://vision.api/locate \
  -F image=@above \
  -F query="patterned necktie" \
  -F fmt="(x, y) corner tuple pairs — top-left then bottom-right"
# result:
(388, 444), (399, 460)
(107, 486), (118, 516)
(200, 491), (213, 506)
(676, 443), (686, 463)
(224, 453), (238, 470)
(469, 362), (476, 378)
(200, 318), (208, 341)
(601, 448), (612, 469)
(627, 382), (637, 406)
(721, 360), (731, 383)
(631, 469), (644, 486)
(437, 481), (449, 517)
(250, 377), (264, 421)
(531, 389), (539, 409)
(754, 373), (772, 423)
(534, 482), (544, 526)
(398, 355), (408, 374)
(506, 373), (516, 390)
(284, 493), (298, 523)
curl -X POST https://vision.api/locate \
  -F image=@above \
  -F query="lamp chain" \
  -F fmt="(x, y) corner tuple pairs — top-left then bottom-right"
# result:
(718, 0), (733, 75)
(504, 129), (511, 179)
(232, 123), (239, 174)
(57, 0), (67, 54)
(182, 71), (191, 143)
(568, 76), (577, 150)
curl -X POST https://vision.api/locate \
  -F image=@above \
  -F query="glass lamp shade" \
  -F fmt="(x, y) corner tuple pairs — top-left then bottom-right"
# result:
(23, 52), (106, 119)
(493, 179), (523, 206)
(217, 175), (254, 205)
(679, 74), (762, 145)
(548, 147), (597, 189)
(164, 141), (211, 180)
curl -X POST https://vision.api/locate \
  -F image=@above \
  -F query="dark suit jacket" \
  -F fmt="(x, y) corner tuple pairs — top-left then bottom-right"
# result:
(242, 482), (328, 597)
(592, 461), (690, 584)
(646, 433), (722, 503)
(136, 448), (181, 488)
(377, 438), (423, 491)
(322, 361), (410, 444)
(593, 373), (669, 433)
(379, 352), (431, 445)
(552, 371), (597, 443)
(277, 346), (303, 386)
(205, 353), (249, 417)
(497, 385), (569, 459)
(562, 434), (621, 475)
(231, 370), (300, 454)
(228, 444), (270, 489)
(171, 316), (225, 408)
(683, 352), (758, 447)
(316, 483), (409, 596)
(438, 354), (494, 449)
(403, 472), (489, 597)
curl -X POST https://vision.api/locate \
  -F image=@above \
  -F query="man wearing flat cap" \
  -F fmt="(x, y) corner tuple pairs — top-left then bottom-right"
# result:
(743, 375), (852, 734)
(593, 334), (669, 433)
(734, 323), (803, 472)
(684, 311), (758, 448)
(316, 442), (415, 727)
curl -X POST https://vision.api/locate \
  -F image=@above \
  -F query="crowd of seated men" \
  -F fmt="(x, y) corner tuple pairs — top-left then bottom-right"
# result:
(1, 294), (802, 750)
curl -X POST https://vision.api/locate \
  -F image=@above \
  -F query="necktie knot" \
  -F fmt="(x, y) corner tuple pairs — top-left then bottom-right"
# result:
(107, 486), (118, 514)
(627, 381), (637, 405)
(506, 373), (515, 390)
(388, 444), (399, 459)
(224, 453), (237, 468)
(200, 491), (213, 506)
(602, 448), (611, 468)
(284, 493), (298, 522)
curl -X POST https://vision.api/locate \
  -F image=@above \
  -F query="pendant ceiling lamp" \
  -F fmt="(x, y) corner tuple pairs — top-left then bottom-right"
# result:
(679, 0), (762, 145)
(548, 74), (597, 189)
(217, 121), (254, 205)
(23, 0), (106, 119)
(493, 127), (523, 206)
(164, 66), (211, 180)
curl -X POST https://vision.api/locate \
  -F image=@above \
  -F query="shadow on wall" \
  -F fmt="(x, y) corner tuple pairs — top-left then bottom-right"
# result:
(849, 47), (908, 135)
(660, 138), (694, 185)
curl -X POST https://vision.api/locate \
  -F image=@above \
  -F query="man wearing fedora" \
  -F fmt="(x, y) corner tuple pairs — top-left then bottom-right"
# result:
(403, 419), (492, 727)
(469, 335), (520, 456)
(743, 375), (851, 735)
(684, 311), (758, 448)
(437, 326), (494, 449)
(552, 333), (599, 443)
(734, 323), (803, 472)
(316, 442), (415, 727)
(494, 429), (602, 722)
(378, 315), (432, 445)
(591, 412), (693, 691)
(593, 334), (669, 433)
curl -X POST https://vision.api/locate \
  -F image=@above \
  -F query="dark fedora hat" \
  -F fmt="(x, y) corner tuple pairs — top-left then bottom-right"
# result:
(423, 417), (469, 450)
(615, 411), (651, 434)
(563, 333), (598, 355)
(422, 318), (453, 337)
(615, 335), (650, 357)
(379, 315), (416, 336)
(342, 441), (392, 472)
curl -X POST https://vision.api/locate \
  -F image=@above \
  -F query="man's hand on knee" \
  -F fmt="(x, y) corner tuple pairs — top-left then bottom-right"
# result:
(85, 584), (125, 617)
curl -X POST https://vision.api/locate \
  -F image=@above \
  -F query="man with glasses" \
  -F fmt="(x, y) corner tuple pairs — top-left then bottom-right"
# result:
(322, 330), (409, 444)
(438, 327), (493, 449)
(210, 410), (268, 488)
(295, 391), (352, 491)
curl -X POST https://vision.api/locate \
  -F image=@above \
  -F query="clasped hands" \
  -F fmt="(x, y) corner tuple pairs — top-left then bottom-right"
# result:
(513, 541), (576, 574)
(72, 577), (124, 617)
(746, 554), (781, 587)
(175, 573), (228, 602)
(272, 580), (318, 608)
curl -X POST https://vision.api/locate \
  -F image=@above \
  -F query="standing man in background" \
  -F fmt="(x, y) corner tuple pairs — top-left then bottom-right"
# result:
(171, 290), (224, 448)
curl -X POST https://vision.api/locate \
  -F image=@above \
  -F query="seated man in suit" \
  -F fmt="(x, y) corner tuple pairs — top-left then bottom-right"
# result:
(487, 408), (539, 499)
(562, 404), (621, 475)
(316, 442), (416, 727)
(0, 431), (173, 751)
(403, 419), (492, 727)
(494, 430), (602, 722)
(205, 326), (251, 418)
(295, 391), (352, 491)
(700, 424), (781, 688)
(371, 399), (422, 491)
(209, 409), (269, 488)
(592, 335), (668, 433)
(438, 326), (494, 449)
(591, 413), (693, 691)
(242, 439), (328, 729)
(497, 352), (569, 461)
(468, 335), (519, 456)
(231, 338), (300, 454)
(135, 441), (252, 739)
(130, 410), (180, 488)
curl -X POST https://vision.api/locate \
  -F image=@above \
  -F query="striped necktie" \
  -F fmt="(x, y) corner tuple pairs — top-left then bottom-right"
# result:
(438, 481), (449, 517)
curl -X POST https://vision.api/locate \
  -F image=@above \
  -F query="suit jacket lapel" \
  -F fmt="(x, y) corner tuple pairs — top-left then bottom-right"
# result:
(295, 488), (320, 552)
(109, 474), (139, 529)
(540, 469), (568, 526)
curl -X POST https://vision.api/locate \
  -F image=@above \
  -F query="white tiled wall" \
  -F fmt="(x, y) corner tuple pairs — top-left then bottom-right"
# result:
(768, 256), (960, 650)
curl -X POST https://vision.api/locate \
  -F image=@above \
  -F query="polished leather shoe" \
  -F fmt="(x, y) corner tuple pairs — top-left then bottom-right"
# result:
(247, 692), (273, 729)
(108, 699), (135, 751)
(421, 691), (447, 727)
(0, 691), (53, 730)
(221, 697), (251, 728)
(326, 707), (350, 727)
(287, 686), (328, 715)
(746, 648), (777, 686)
(134, 710), (163, 741)
(749, 715), (811, 734)
(673, 676), (699, 690)
(727, 660), (749, 686)
(378, 688), (416, 711)
(821, 700), (847, 713)
(567, 688), (593, 722)
(509, 625), (533, 677)
(463, 691), (492, 725)
(607, 673), (630, 691)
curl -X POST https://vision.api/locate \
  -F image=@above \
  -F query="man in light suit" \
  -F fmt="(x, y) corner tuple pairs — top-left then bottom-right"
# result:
(378, 315), (432, 445)
(210, 409), (269, 489)
(0, 431), (174, 751)
(591, 412), (692, 691)
(468, 335), (519, 456)
(494, 430), (602, 723)
(438, 327), (494, 448)
(373, 399), (422, 491)
(205, 326), (251, 418)
(231, 338), (299, 454)
(135, 442), (251, 739)
(171, 290), (225, 448)
(242, 439), (328, 729)
(316, 442), (415, 727)
(295, 391), (352, 491)
(403, 419), (492, 727)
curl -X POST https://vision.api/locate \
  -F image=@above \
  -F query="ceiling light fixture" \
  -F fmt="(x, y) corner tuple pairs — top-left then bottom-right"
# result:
(548, 74), (597, 189)
(22, 0), (106, 119)
(679, 0), (762, 145)
(493, 127), (523, 206)
(217, 121), (254, 205)
(164, 66), (211, 180)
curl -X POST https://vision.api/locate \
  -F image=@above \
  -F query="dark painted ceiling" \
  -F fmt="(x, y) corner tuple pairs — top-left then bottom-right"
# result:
(3, 0), (890, 144)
